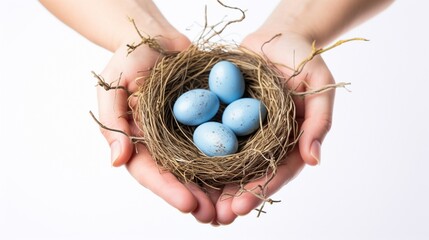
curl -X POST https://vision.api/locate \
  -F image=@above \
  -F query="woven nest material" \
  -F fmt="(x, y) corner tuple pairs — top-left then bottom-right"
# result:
(132, 43), (300, 189)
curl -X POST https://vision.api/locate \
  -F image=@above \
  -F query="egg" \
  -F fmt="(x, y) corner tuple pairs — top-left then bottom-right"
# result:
(193, 122), (238, 157)
(222, 98), (268, 136)
(173, 89), (220, 126)
(208, 60), (245, 104)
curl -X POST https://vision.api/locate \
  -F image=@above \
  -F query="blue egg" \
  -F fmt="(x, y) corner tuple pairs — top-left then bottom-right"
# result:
(222, 98), (268, 136)
(193, 122), (238, 156)
(173, 89), (220, 126)
(208, 60), (245, 104)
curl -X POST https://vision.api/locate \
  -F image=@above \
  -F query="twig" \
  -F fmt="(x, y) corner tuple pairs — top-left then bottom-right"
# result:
(126, 18), (166, 55)
(92, 71), (131, 95)
(292, 82), (351, 97)
(89, 111), (144, 144)
(288, 38), (368, 81)
(255, 198), (281, 217)
(205, 0), (246, 42)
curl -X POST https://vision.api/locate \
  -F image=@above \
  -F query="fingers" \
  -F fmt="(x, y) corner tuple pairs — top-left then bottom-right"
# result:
(126, 145), (198, 214)
(215, 185), (240, 225)
(127, 144), (220, 223)
(231, 150), (304, 216)
(297, 58), (335, 166)
(186, 183), (217, 224)
(212, 150), (304, 222)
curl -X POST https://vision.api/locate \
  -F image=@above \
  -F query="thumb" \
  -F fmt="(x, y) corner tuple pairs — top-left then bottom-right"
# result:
(298, 68), (335, 166)
(298, 105), (332, 166)
(96, 70), (134, 167)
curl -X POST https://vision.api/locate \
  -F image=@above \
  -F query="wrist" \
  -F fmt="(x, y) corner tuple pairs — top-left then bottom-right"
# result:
(256, 0), (317, 45)
(85, 0), (188, 52)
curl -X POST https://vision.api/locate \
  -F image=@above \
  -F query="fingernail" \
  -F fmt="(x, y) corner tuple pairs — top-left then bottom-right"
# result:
(310, 140), (321, 165)
(110, 141), (121, 166)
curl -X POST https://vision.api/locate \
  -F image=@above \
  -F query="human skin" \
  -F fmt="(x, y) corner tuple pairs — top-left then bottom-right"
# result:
(40, 0), (394, 225)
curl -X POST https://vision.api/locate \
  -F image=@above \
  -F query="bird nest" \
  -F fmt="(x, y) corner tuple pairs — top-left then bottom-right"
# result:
(133, 42), (299, 189)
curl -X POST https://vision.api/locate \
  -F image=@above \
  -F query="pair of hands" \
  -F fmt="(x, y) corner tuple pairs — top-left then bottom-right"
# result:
(96, 29), (335, 225)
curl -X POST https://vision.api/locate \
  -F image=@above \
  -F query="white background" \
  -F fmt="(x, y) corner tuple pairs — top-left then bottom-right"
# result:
(1, 0), (428, 239)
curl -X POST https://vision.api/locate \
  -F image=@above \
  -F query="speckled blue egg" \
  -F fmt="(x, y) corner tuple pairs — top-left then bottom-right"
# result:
(222, 98), (268, 136)
(193, 122), (238, 157)
(208, 60), (245, 104)
(173, 89), (220, 126)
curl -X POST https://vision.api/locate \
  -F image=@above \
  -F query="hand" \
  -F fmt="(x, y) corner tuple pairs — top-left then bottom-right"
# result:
(96, 33), (219, 223)
(212, 31), (336, 224)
